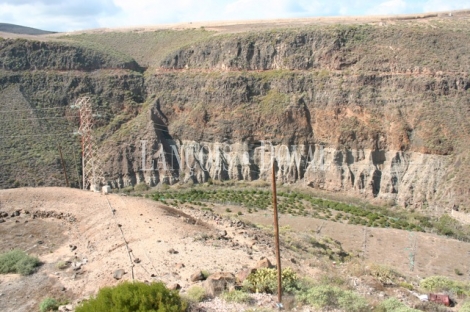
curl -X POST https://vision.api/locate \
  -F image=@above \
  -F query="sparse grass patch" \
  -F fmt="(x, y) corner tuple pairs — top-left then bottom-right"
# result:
(376, 297), (420, 312)
(369, 263), (402, 285)
(0, 249), (41, 276)
(56, 261), (69, 270)
(296, 285), (368, 312)
(134, 182), (149, 192)
(221, 290), (252, 303)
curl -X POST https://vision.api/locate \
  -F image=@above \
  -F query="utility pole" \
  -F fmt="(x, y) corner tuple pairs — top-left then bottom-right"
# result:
(74, 97), (104, 190)
(57, 143), (69, 187)
(271, 159), (282, 306)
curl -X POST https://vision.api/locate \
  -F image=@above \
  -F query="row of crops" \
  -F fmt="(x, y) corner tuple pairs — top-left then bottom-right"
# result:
(151, 189), (430, 232)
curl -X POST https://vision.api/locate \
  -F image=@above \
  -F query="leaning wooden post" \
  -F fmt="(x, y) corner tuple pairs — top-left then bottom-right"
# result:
(271, 159), (282, 305)
(58, 144), (69, 187)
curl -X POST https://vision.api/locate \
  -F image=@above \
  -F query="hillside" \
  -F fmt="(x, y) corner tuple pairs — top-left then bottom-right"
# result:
(0, 12), (469, 212)
(0, 23), (56, 35)
(1, 187), (470, 311)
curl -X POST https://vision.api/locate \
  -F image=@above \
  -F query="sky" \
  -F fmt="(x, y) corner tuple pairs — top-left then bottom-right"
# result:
(0, 0), (469, 32)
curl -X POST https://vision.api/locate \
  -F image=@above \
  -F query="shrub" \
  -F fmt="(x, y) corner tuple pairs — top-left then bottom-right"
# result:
(399, 282), (414, 290)
(185, 285), (207, 302)
(296, 285), (368, 312)
(39, 298), (59, 312)
(244, 267), (299, 294)
(220, 290), (252, 303)
(75, 281), (187, 312)
(460, 301), (470, 312)
(369, 263), (401, 285)
(134, 182), (149, 192)
(56, 261), (69, 270)
(0, 249), (41, 275)
(419, 276), (470, 296)
(121, 186), (134, 193)
(376, 297), (420, 312)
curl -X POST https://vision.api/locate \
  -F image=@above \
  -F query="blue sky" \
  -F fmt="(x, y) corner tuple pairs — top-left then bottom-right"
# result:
(0, 0), (469, 32)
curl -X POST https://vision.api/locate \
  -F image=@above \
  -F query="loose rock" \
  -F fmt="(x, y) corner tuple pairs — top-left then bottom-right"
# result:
(113, 269), (125, 280)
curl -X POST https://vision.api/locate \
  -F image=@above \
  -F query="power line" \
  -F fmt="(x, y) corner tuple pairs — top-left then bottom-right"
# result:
(0, 133), (75, 138)
(0, 116), (79, 122)
(0, 106), (68, 113)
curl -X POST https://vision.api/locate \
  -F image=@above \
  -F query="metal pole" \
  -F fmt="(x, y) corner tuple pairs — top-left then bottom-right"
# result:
(271, 160), (282, 305)
(72, 144), (81, 189)
(57, 144), (69, 187)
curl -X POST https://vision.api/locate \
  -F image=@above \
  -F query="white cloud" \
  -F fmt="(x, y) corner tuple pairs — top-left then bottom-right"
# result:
(367, 0), (409, 15)
(0, 0), (120, 31)
(423, 0), (470, 12)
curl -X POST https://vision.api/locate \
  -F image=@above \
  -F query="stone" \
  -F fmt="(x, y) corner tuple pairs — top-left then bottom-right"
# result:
(203, 272), (236, 297)
(236, 268), (257, 283)
(168, 248), (178, 254)
(72, 262), (82, 271)
(0, 219), (4, 223)
(168, 283), (181, 290)
(102, 185), (111, 195)
(134, 258), (141, 264)
(190, 271), (205, 282)
(113, 269), (125, 280)
(217, 230), (228, 239)
(175, 263), (185, 269)
(256, 257), (274, 269)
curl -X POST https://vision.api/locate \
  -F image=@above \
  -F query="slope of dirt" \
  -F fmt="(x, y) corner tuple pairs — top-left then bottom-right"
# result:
(1, 187), (470, 311)
(0, 187), (279, 311)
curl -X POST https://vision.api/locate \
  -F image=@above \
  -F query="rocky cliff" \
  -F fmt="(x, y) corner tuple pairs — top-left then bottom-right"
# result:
(0, 16), (469, 211)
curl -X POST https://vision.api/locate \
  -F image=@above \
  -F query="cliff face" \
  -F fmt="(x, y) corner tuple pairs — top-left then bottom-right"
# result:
(1, 20), (469, 211)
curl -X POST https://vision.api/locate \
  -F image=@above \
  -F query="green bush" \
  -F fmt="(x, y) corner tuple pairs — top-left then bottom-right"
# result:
(376, 297), (420, 312)
(369, 264), (401, 285)
(134, 182), (149, 192)
(220, 290), (252, 303)
(120, 186), (134, 193)
(460, 300), (470, 312)
(185, 285), (206, 302)
(244, 267), (299, 294)
(0, 249), (41, 275)
(419, 276), (470, 296)
(39, 298), (59, 312)
(296, 285), (368, 312)
(75, 281), (187, 312)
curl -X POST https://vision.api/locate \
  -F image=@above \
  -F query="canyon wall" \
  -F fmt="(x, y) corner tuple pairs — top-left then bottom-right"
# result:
(1, 21), (469, 211)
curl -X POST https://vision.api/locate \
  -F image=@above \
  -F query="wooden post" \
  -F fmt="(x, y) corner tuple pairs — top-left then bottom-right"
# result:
(271, 160), (282, 305)
(58, 144), (69, 187)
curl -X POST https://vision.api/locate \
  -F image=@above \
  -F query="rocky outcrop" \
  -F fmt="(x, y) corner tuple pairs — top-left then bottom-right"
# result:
(104, 137), (449, 209)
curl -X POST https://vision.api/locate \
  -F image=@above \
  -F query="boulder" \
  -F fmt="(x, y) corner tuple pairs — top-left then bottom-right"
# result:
(203, 272), (236, 297)
(256, 257), (274, 269)
(236, 268), (257, 283)
(190, 271), (205, 282)
(168, 283), (181, 291)
(113, 269), (125, 280)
